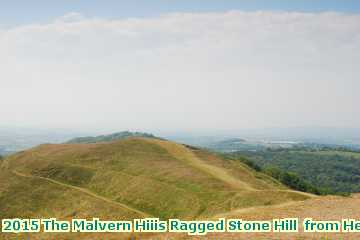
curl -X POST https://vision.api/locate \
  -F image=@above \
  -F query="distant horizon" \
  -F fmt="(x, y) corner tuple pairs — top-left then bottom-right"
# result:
(1, 125), (360, 156)
(1, 125), (360, 140)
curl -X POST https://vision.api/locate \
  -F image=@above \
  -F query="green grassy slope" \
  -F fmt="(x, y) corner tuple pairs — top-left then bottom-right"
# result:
(0, 138), (312, 224)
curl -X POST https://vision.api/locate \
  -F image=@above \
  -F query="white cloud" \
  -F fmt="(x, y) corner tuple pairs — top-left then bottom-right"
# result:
(55, 12), (86, 23)
(0, 11), (359, 132)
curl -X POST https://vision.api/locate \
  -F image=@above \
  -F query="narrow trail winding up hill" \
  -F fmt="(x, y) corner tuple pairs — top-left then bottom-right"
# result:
(12, 170), (151, 218)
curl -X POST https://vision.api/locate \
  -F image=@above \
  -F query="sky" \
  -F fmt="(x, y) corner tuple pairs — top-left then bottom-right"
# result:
(1, 0), (360, 26)
(1, 1), (360, 134)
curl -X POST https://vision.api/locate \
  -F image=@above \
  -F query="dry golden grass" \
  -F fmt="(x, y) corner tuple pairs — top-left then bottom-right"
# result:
(155, 194), (360, 240)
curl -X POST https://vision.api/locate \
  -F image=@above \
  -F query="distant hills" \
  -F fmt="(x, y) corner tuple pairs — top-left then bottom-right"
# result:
(65, 131), (159, 144)
(200, 136), (360, 153)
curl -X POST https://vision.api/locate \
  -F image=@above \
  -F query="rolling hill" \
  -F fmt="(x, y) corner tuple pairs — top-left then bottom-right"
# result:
(0, 137), (313, 239)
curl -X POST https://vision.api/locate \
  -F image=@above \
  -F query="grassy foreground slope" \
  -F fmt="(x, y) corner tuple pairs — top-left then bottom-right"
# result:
(155, 194), (360, 240)
(0, 137), (312, 239)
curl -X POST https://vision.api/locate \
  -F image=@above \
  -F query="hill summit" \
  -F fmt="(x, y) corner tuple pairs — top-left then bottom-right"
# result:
(65, 131), (158, 144)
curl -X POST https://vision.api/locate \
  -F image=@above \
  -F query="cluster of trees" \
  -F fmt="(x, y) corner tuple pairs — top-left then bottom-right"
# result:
(262, 166), (335, 195)
(227, 148), (359, 195)
(227, 155), (326, 195)
(234, 156), (262, 172)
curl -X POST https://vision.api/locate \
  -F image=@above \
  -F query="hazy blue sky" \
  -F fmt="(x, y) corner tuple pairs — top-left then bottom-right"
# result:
(1, 1), (359, 133)
(1, 0), (360, 26)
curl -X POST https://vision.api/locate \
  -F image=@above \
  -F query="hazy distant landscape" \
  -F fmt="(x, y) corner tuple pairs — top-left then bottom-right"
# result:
(0, 127), (82, 156)
(2, 126), (360, 155)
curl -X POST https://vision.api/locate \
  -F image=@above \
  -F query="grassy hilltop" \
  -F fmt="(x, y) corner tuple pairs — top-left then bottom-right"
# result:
(0, 136), (316, 239)
(1, 137), (311, 219)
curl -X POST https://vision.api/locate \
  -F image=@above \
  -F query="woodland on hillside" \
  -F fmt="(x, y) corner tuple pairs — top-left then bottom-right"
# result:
(227, 148), (360, 194)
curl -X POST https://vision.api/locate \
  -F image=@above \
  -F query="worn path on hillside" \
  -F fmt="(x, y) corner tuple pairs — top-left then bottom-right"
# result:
(147, 139), (255, 191)
(212, 201), (298, 218)
(251, 189), (316, 198)
(148, 139), (316, 199)
(12, 170), (151, 218)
